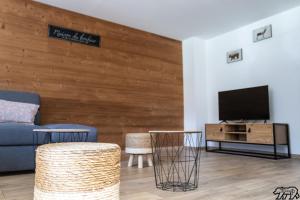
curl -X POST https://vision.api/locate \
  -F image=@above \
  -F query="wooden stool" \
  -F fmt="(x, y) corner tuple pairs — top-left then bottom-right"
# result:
(34, 142), (121, 200)
(125, 133), (153, 168)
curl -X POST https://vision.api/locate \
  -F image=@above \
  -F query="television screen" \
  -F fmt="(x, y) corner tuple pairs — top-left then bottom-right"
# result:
(218, 85), (270, 121)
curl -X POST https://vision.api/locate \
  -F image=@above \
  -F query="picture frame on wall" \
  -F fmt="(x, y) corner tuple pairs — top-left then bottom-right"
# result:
(227, 49), (243, 64)
(253, 25), (272, 42)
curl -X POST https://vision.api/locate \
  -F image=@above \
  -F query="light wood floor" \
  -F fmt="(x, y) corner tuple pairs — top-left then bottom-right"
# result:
(0, 152), (299, 200)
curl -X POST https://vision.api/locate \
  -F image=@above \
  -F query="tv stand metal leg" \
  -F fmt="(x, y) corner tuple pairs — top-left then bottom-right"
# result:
(273, 144), (278, 160)
(287, 145), (291, 158)
(287, 125), (291, 158)
(273, 124), (278, 160)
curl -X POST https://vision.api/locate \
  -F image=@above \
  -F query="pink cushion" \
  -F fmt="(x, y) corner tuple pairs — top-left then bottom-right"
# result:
(0, 99), (39, 123)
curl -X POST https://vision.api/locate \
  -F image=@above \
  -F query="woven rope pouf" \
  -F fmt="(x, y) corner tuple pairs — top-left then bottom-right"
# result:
(34, 142), (121, 200)
(125, 133), (153, 168)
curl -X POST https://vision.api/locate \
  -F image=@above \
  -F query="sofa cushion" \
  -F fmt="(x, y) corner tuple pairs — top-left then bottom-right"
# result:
(0, 99), (39, 123)
(0, 123), (46, 146)
(0, 90), (41, 125)
(43, 124), (98, 142)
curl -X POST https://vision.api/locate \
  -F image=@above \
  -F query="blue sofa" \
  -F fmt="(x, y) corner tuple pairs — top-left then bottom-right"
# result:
(0, 90), (98, 172)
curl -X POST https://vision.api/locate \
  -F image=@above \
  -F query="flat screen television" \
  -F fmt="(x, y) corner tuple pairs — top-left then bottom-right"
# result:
(218, 85), (270, 121)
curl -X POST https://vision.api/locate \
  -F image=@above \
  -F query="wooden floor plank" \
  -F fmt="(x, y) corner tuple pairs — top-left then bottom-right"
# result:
(0, 152), (299, 200)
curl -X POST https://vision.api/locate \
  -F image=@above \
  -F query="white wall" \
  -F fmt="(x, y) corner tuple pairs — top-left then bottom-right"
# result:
(183, 6), (300, 154)
(183, 37), (207, 145)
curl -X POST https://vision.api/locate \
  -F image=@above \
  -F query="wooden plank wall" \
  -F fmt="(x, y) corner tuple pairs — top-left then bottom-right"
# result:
(0, 0), (183, 148)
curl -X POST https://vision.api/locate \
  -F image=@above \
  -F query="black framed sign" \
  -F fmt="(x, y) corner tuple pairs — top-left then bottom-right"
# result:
(48, 25), (101, 47)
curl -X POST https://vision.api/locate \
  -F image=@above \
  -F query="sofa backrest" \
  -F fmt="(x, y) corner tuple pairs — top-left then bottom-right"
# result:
(0, 90), (41, 125)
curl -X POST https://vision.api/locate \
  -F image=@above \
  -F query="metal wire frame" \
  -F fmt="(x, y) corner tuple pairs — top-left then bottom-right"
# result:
(150, 131), (202, 192)
(33, 132), (90, 145)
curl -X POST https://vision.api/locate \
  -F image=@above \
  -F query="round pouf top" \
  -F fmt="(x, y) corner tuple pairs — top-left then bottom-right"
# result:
(125, 133), (152, 154)
(34, 142), (121, 200)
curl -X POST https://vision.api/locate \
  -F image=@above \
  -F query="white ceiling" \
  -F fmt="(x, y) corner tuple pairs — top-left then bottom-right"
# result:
(35, 0), (300, 40)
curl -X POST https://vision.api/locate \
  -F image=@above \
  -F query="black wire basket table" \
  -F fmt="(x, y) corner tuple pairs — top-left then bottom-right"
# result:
(149, 131), (202, 192)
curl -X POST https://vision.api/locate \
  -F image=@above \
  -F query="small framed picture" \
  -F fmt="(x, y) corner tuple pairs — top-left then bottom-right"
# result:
(227, 49), (243, 64)
(253, 25), (272, 42)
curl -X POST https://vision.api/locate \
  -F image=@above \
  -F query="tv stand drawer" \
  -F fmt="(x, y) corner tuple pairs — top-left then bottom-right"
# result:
(205, 124), (225, 140)
(247, 124), (273, 144)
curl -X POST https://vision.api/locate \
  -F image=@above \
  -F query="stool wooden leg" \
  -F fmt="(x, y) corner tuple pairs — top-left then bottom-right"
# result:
(128, 154), (134, 167)
(138, 155), (143, 168)
(147, 154), (153, 167)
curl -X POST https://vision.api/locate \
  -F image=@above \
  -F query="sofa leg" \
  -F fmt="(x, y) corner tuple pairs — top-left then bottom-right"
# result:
(128, 154), (134, 167)
(138, 155), (143, 168)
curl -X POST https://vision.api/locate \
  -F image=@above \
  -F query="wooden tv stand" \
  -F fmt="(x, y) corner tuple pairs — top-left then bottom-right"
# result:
(205, 123), (290, 159)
